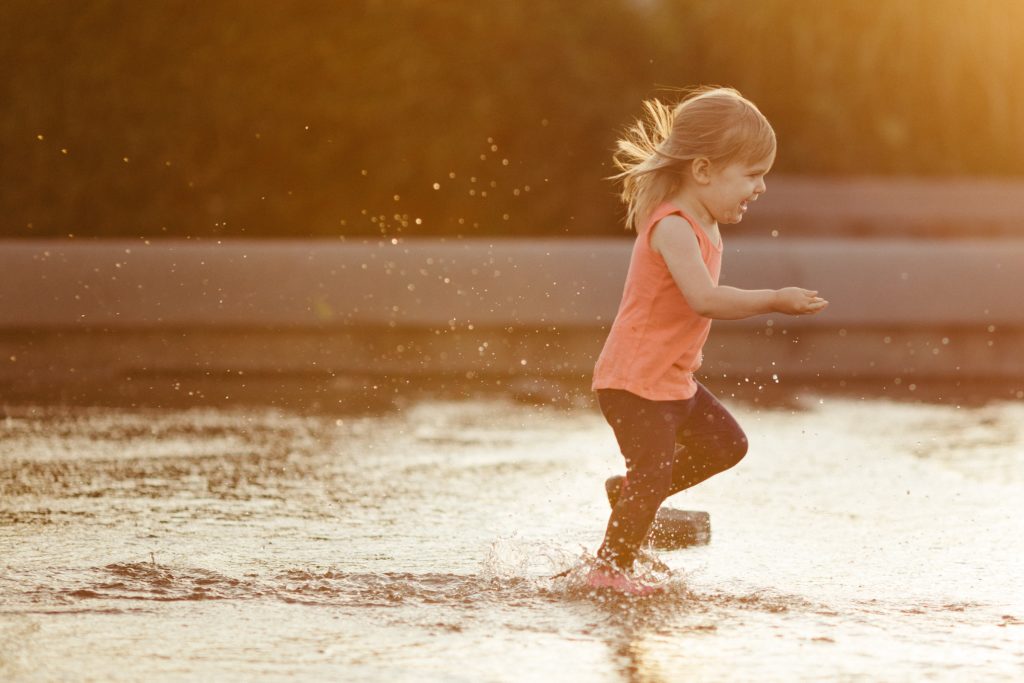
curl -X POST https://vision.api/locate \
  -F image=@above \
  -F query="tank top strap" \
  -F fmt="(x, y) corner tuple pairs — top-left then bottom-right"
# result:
(642, 203), (718, 253)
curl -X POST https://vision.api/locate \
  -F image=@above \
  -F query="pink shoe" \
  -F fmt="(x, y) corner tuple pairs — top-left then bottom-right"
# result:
(586, 565), (661, 597)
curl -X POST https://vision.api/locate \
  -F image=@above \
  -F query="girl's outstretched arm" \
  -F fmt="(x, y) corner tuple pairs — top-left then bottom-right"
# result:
(650, 215), (828, 320)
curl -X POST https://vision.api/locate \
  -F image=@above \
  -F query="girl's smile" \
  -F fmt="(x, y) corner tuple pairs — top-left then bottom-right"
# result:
(705, 156), (772, 225)
(670, 154), (773, 229)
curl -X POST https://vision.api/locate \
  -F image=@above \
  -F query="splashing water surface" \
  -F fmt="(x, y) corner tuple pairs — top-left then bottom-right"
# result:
(1, 396), (1022, 681)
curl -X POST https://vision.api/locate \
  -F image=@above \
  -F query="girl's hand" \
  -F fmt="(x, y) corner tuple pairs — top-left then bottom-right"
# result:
(773, 287), (828, 315)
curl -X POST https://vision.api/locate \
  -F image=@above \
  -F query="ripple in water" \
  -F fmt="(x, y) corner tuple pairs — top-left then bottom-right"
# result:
(6, 543), (818, 622)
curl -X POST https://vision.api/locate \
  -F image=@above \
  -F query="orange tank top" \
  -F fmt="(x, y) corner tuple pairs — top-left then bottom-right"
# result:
(591, 202), (723, 400)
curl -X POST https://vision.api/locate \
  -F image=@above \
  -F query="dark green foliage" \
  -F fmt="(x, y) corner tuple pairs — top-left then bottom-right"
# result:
(2, 0), (1022, 238)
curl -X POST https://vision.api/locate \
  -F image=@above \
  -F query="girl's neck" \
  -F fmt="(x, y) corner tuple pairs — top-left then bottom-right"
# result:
(666, 189), (717, 233)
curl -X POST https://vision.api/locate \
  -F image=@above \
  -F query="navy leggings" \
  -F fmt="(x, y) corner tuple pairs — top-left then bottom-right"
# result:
(596, 384), (748, 569)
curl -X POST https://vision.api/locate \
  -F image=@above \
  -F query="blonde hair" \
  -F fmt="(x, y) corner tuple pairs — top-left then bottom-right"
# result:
(612, 87), (776, 231)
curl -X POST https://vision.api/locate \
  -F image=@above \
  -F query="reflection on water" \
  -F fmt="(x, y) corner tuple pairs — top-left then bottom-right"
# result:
(1, 396), (1023, 681)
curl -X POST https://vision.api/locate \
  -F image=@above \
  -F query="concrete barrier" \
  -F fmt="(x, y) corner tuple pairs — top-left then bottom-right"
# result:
(734, 176), (1024, 238)
(2, 237), (1023, 402)
(5, 237), (1023, 328)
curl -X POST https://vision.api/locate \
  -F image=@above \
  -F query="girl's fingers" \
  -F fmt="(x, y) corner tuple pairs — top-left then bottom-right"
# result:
(803, 299), (828, 313)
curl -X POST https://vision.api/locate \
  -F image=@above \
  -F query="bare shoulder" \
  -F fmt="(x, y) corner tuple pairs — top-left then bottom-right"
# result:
(649, 214), (699, 257)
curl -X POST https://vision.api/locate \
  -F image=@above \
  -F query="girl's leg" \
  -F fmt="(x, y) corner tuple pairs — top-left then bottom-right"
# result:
(595, 389), (690, 570)
(667, 383), (748, 496)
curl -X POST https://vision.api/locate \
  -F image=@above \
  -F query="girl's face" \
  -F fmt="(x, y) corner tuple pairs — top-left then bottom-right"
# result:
(702, 154), (773, 225)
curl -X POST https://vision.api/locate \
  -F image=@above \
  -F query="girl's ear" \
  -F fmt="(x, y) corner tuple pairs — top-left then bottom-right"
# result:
(690, 157), (712, 185)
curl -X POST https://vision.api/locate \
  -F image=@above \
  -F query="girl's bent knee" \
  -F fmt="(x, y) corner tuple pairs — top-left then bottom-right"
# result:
(726, 433), (749, 469)
(737, 433), (749, 459)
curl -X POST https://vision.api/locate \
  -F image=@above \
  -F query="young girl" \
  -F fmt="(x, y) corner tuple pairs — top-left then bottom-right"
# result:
(589, 87), (828, 595)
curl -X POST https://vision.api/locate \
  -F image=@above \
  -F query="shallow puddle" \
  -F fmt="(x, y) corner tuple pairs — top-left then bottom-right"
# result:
(1, 396), (1022, 681)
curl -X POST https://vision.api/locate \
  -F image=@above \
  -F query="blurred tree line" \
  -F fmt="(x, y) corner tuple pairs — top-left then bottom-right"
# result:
(2, 0), (1022, 239)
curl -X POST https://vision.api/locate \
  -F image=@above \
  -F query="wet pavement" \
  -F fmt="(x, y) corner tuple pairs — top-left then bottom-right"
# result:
(1, 394), (1022, 681)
